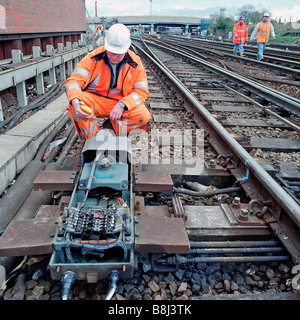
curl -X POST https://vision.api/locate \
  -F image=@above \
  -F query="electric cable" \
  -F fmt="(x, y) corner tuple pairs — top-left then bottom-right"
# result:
(2, 82), (63, 133)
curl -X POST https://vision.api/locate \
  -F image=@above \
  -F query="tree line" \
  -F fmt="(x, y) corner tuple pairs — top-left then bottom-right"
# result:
(212, 5), (272, 33)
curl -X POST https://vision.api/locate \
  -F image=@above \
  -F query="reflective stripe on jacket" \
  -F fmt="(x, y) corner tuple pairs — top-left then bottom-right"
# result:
(232, 22), (248, 44)
(65, 46), (149, 111)
(256, 22), (271, 43)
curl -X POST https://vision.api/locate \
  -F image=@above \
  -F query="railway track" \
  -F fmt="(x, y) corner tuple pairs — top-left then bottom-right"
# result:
(140, 36), (300, 118)
(147, 35), (300, 102)
(195, 36), (300, 53)
(0, 38), (300, 300)
(159, 35), (300, 71)
(131, 38), (300, 253)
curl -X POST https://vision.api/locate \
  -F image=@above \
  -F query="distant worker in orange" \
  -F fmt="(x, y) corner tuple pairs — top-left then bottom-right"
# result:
(250, 13), (275, 61)
(232, 16), (248, 57)
(66, 23), (150, 139)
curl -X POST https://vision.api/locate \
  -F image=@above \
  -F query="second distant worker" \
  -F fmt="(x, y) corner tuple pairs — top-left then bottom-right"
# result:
(250, 13), (276, 61)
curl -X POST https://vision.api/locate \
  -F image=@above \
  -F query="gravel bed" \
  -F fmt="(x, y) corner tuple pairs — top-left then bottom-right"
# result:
(222, 61), (300, 99)
(226, 127), (300, 163)
(227, 126), (300, 140)
(203, 102), (256, 109)
(130, 121), (203, 163)
(207, 58), (300, 100)
(250, 149), (300, 163)
(212, 112), (263, 119)
(2, 255), (297, 300)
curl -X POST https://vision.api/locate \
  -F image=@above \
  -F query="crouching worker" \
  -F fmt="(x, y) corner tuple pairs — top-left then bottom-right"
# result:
(66, 23), (151, 139)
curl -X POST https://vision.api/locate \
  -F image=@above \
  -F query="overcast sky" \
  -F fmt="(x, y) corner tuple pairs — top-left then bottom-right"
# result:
(85, 0), (300, 22)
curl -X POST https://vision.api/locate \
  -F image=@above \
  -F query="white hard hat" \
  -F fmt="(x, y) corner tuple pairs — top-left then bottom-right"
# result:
(263, 13), (269, 17)
(105, 23), (131, 54)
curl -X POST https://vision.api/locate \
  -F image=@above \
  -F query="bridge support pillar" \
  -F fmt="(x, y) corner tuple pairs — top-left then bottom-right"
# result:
(12, 50), (27, 107)
(185, 25), (190, 35)
(150, 23), (155, 35)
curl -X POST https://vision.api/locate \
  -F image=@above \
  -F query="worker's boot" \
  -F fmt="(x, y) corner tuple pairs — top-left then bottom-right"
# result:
(233, 52), (237, 55)
(239, 52), (244, 57)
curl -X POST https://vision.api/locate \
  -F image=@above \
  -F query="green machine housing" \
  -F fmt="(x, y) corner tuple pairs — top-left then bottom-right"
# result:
(49, 134), (135, 282)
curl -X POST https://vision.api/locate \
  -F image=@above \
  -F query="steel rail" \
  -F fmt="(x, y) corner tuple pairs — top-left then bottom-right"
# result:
(222, 84), (300, 133)
(164, 35), (300, 63)
(192, 45), (300, 74)
(220, 60), (300, 88)
(132, 42), (300, 231)
(187, 35), (300, 53)
(182, 44), (300, 103)
(146, 39), (300, 88)
(149, 36), (300, 88)
(141, 38), (300, 116)
(155, 38), (300, 104)
(153, 37), (300, 89)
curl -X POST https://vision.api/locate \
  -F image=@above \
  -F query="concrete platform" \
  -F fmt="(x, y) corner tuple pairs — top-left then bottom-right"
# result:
(0, 93), (69, 194)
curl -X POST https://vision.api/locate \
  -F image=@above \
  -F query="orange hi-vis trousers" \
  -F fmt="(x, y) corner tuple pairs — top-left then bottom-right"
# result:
(67, 91), (151, 139)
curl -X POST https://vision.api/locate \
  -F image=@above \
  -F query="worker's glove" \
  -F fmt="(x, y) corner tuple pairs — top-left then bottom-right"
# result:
(71, 98), (91, 120)
(109, 102), (124, 122)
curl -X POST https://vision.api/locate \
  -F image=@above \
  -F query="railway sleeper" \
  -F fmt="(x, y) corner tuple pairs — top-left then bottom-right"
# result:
(1, 37), (300, 300)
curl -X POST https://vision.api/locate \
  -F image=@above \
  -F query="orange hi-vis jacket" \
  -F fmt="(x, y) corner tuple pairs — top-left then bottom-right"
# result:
(66, 46), (149, 138)
(256, 22), (272, 43)
(233, 22), (248, 44)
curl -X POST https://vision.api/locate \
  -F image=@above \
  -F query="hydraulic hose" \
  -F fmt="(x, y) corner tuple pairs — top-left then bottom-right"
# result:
(53, 128), (77, 167)
(104, 270), (119, 300)
(173, 186), (242, 197)
(43, 124), (75, 166)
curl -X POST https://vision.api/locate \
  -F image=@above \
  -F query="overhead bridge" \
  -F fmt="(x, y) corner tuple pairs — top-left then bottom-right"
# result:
(86, 15), (213, 33)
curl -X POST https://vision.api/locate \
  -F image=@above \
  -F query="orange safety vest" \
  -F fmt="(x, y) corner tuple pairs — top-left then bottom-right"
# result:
(66, 46), (149, 138)
(256, 22), (272, 43)
(233, 22), (248, 44)
(66, 46), (148, 111)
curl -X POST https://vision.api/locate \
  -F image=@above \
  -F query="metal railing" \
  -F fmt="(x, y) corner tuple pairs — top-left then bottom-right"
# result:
(0, 41), (93, 120)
